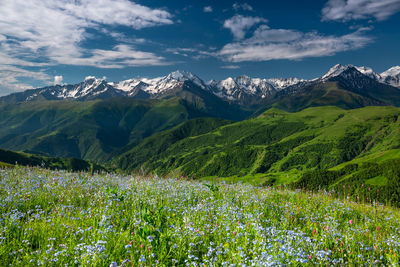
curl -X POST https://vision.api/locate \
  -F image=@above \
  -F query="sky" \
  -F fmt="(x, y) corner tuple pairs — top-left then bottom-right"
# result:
(0, 0), (400, 96)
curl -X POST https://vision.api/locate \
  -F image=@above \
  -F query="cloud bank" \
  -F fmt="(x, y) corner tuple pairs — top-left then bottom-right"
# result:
(223, 15), (268, 40)
(219, 25), (372, 62)
(322, 0), (400, 21)
(0, 0), (173, 93)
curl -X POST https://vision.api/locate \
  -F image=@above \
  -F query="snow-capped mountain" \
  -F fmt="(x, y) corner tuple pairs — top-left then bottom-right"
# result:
(61, 76), (119, 99)
(208, 75), (276, 103)
(112, 70), (207, 96)
(109, 78), (140, 92)
(144, 70), (207, 95)
(321, 64), (355, 80)
(321, 64), (400, 89)
(355, 66), (382, 80)
(320, 64), (387, 92)
(1, 65), (399, 105)
(322, 64), (383, 81)
(381, 66), (400, 88)
(267, 77), (306, 90)
(22, 76), (125, 102)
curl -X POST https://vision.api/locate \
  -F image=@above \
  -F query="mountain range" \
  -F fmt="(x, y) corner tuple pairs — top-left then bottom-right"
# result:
(1, 64), (399, 107)
(1, 64), (400, 192)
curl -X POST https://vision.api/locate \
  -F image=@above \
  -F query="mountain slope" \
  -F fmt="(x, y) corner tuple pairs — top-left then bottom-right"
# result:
(1, 65), (400, 111)
(115, 117), (231, 171)
(207, 76), (277, 105)
(253, 65), (400, 112)
(0, 148), (104, 172)
(114, 106), (400, 184)
(381, 66), (400, 88)
(0, 77), (128, 104)
(0, 98), (212, 162)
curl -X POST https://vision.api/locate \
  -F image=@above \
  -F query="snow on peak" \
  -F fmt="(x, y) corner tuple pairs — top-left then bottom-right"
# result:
(166, 70), (206, 88)
(84, 76), (97, 81)
(267, 77), (305, 90)
(133, 70), (205, 95)
(111, 78), (142, 92)
(168, 70), (193, 80)
(381, 66), (400, 78)
(220, 77), (237, 90)
(322, 64), (355, 80)
(209, 75), (276, 101)
(355, 66), (381, 80)
(64, 76), (112, 98)
(381, 66), (400, 88)
(111, 70), (208, 96)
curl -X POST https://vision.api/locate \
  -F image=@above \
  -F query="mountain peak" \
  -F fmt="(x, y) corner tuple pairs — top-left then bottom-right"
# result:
(84, 76), (97, 81)
(168, 70), (195, 79)
(381, 66), (400, 88)
(166, 70), (206, 89)
(381, 66), (400, 77)
(267, 77), (305, 90)
(355, 66), (381, 80)
(322, 64), (355, 80)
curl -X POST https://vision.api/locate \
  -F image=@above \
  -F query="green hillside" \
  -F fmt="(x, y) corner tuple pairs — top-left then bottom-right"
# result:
(257, 81), (392, 113)
(116, 106), (400, 184)
(115, 117), (232, 170)
(0, 97), (221, 163)
(0, 148), (103, 172)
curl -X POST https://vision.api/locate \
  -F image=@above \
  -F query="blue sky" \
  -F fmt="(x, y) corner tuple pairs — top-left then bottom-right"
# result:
(0, 0), (400, 96)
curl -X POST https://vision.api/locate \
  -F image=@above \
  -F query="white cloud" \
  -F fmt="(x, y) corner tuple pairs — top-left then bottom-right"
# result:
(221, 65), (240, 69)
(0, 65), (52, 95)
(50, 44), (168, 68)
(203, 6), (213, 13)
(219, 26), (372, 62)
(54, 75), (63, 85)
(251, 25), (303, 42)
(322, 0), (400, 21)
(233, 3), (253, 11)
(63, 0), (172, 29)
(0, 0), (173, 64)
(0, 0), (173, 94)
(166, 47), (215, 60)
(223, 15), (267, 40)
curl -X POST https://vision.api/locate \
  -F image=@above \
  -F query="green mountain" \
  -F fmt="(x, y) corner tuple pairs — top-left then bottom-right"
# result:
(251, 67), (400, 113)
(1, 66), (400, 193)
(0, 97), (221, 162)
(0, 148), (103, 172)
(115, 117), (232, 170)
(265, 81), (385, 112)
(115, 106), (400, 187)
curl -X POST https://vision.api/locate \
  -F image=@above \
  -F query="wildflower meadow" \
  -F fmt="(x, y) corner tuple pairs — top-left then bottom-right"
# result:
(1, 166), (400, 266)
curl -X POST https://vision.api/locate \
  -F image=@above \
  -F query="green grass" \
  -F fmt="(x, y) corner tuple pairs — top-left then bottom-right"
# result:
(1, 166), (400, 266)
(365, 176), (387, 186)
(0, 161), (13, 169)
(115, 106), (400, 185)
(0, 98), (209, 163)
(0, 148), (104, 172)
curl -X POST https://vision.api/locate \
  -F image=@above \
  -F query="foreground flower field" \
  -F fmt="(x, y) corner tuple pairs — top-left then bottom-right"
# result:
(0, 167), (399, 266)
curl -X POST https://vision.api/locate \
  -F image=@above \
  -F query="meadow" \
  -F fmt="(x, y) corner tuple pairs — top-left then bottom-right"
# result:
(1, 166), (400, 266)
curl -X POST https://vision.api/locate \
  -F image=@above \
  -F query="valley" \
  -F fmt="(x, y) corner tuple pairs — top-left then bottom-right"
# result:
(1, 64), (400, 208)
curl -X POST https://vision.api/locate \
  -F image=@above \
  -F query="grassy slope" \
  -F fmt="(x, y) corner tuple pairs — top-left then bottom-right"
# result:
(0, 98), (209, 163)
(116, 106), (400, 185)
(115, 117), (232, 170)
(2, 167), (400, 265)
(0, 148), (104, 172)
(252, 81), (395, 114)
